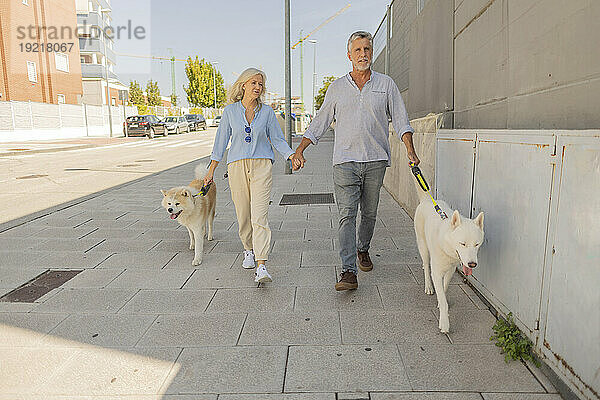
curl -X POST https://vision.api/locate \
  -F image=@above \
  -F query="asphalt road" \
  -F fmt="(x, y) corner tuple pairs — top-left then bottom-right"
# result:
(2, 129), (217, 224)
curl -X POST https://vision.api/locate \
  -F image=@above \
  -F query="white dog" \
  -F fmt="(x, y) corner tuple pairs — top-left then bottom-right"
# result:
(161, 165), (216, 266)
(414, 187), (484, 333)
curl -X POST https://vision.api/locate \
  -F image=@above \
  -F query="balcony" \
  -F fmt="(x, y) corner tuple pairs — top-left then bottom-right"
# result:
(78, 38), (116, 63)
(81, 63), (118, 80)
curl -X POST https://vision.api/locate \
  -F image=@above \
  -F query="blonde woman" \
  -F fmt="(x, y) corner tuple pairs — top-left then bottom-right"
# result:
(204, 68), (298, 283)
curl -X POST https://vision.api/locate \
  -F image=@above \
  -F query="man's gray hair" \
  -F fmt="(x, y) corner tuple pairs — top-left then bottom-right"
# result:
(347, 31), (373, 52)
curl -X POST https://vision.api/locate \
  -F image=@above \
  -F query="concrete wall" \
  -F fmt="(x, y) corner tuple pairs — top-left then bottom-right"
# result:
(374, 0), (600, 129)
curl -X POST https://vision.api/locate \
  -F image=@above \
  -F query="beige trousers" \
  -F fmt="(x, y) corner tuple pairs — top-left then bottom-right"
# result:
(227, 158), (273, 261)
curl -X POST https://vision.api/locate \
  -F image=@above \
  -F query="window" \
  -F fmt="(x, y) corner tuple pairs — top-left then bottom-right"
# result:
(111, 97), (116, 106)
(22, 0), (28, 5)
(57, 94), (66, 104)
(55, 53), (69, 72)
(27, 61), (37, 82)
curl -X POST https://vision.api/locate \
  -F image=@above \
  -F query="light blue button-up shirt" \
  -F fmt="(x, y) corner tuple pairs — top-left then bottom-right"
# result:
(210, 102), (294, 164)
(304, 70), (414, 166)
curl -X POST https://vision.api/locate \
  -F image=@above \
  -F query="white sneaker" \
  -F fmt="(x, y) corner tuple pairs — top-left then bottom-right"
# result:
(242, 250), (255, 269)
(254, 264), (272, 283)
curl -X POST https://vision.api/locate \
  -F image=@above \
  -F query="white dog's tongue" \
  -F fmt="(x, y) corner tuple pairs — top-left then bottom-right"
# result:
(462, 264), (473, 276)
(170, 214), (177, 220)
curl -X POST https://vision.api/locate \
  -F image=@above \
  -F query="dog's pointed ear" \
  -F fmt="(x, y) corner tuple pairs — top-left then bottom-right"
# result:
(181, 188), (191, 197)
(474, 212), (484, 229)
(450, 210), (461, 229)
(160, 189), (167, 196)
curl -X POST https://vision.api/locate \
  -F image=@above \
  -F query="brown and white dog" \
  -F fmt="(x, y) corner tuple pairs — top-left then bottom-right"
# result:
(161, 164), (216, 265)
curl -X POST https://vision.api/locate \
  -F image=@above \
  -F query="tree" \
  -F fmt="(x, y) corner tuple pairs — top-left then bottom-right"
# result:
(170, 94), (178, 107)
(128, 80), (145, 106)
(184, 56), (226, 108)
(314, 75), (336, 111)
(146, 80), (161, 106)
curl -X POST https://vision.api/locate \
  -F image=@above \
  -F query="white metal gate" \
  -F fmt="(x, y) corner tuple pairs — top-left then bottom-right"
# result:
(436, 129), (600, 400)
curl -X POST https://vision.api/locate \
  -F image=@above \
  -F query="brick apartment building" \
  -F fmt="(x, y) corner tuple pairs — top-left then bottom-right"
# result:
(0, 0), (83, 104)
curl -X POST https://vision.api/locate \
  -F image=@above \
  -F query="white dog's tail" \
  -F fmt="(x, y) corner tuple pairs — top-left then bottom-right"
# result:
(194, 163), (209, 181)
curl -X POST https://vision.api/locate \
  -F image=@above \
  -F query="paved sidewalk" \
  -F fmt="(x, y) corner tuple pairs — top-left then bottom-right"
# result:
(0, 136), (139, 157)
(0, 132), (561, 398)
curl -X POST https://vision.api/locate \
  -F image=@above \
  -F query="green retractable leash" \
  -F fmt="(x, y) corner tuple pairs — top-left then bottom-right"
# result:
(410, 162), (448, 220)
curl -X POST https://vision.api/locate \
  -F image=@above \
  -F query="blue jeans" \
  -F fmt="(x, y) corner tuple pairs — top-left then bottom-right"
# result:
(333, 160), (387, 274)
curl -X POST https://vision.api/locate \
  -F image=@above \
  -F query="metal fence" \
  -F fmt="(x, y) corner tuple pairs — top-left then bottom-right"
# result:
(0, 100), (138, 141)
(435, 129), (600, 400)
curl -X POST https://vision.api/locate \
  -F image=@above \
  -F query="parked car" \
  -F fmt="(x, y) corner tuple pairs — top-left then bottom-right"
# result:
(209, 115), (221, 127)
(185, 114), (207, 131)
(124, 115), (166, 139)
(163, 116), (190, 134)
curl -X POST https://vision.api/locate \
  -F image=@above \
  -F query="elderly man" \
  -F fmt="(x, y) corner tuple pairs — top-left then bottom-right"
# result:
(294, 31), (420, 291)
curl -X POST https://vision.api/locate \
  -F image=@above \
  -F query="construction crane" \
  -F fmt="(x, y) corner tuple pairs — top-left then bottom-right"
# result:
(291, 3), (351, 112)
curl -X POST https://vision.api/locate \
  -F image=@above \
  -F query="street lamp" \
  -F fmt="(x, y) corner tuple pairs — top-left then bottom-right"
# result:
(210, 61), (219, 109)
(308, 39), (317, 117)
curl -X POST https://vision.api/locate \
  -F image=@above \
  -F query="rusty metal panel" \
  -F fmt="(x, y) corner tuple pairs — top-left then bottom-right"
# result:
(435, 130), (477, 216)
(470, 131), (555, 331)
(541, 132), (600, 400)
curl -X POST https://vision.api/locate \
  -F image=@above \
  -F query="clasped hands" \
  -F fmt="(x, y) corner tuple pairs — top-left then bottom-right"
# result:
(289, 150), (306, 171)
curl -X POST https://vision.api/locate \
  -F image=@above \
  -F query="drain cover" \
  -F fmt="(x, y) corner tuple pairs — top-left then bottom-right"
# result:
(16, 174), (48, 179)
(0, 270), (83, 303)
(279, 193), (335, 206)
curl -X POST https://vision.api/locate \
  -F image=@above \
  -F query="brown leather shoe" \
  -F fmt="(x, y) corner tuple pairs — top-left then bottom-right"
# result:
(335, 271), (358, 291)
(357, 250), (373, 272)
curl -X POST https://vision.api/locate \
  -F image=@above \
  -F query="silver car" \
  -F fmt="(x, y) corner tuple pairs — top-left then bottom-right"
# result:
(163, 116), (190, 134)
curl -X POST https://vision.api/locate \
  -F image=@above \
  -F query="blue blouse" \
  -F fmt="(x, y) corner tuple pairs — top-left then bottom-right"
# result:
(210, 102), (294, 164)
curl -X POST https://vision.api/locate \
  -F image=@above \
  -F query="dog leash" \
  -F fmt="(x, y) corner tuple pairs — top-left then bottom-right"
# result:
(192, 182), (212, 198)
(409, 162), (448, 220)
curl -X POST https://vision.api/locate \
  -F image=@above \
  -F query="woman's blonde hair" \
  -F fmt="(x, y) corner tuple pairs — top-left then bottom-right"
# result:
(228, 68), (267, 104)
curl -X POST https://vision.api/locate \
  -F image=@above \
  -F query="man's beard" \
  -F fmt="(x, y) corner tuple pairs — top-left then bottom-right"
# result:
(354, 60), (371, 71)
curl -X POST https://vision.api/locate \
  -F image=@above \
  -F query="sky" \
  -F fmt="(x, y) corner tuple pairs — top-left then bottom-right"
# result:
(110, 0), (390, 110)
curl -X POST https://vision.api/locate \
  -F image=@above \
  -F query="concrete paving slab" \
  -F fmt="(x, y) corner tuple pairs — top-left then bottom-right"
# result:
(31, 250), (112, 269)
(398, 343), (544, 392)
(44, 313), (157, 347)
(304, 228), (338, 240)
(336, 264), (417, 286)
(30, 226), (98, 239)
(136, 313), (246, 347)
(371, 393), (482, 400)
(209, 240), (249, 254)
(378, 284), (479, 311)
(33, 288), (137, 314)
(433, 309), (496, 344)
(300, 251), (340, 267)
(369, 250), (421, 265)
(0, 266), (47, 289)
(118, 289), (215, 314)
(337, 393), (370, 400)
(459, 283), (489, 310)
(61, 268), (124, 288)
(295, 287), (383, 311)
(153, 239), (218, 254)
(272, 239), (334, 252)
(481, 394), (563, 400)
(106, 269), (194, 290)
(97, 251), (177, 269)
(163, 252), (239, 269)
(33, 238), (106, 252)
(0, 346), (80, 395)
(218, 394), (334, 400)
(81, 219), (139, 229)
(0, 237), (48, 251)
(84, 228), (148, 240)
(0, 312), (67, 346)
(88, 238), (162, 253)
(408, 264), (463, 286)
(35, 346), (180, 396)
(265, 252), (302, 268)
(340, 311), (448, 345)
(0, 224), (47, 237)
(165, 346), (287, 394)
(284, 345), (411, 392)
(206, 287), (295, 313)
(238, 311), (341, 345)
(0, 251), (46, 268)
(267, 266), (337, 287)
(182, 266), (261, 289)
